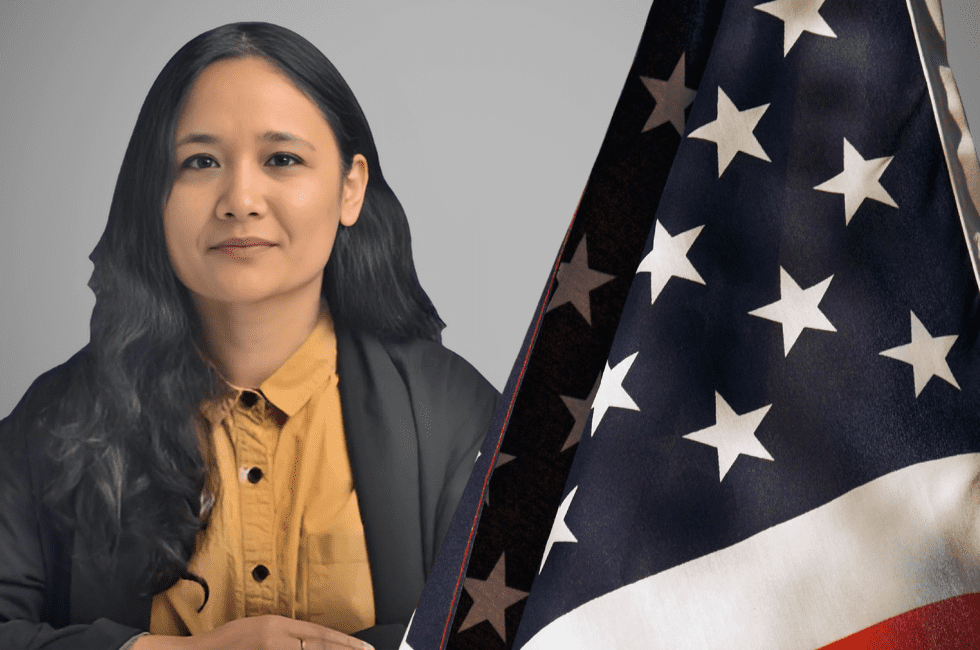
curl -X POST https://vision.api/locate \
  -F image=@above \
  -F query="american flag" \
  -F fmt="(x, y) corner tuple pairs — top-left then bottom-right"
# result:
(402, 0), (980, 648)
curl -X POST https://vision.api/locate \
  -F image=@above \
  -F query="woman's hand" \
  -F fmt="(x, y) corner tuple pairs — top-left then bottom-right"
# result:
(131, 615), (374, 650)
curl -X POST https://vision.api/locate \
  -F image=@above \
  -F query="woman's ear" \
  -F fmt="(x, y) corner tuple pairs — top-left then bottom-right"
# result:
(340, 154), (368, 227)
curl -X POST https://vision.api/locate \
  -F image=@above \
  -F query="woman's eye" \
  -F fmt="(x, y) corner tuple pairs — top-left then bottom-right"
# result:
(181, 155), (218, 170)
(268, 153), (301, 167)
(178, 153), (300, 170)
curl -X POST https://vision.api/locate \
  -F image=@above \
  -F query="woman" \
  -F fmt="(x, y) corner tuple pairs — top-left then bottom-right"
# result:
(0, 22), (498, 650)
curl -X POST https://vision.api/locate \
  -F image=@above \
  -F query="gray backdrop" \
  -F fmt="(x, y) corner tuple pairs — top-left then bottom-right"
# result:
(1, 1), (978, 416)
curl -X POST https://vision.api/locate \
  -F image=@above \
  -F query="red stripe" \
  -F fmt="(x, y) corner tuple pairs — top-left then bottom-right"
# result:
(819, 593), (980, 650)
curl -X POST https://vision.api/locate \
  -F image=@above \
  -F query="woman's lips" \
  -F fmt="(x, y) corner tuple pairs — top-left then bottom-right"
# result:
(210, 238), (276, 259)
(212, 237), (275, 248)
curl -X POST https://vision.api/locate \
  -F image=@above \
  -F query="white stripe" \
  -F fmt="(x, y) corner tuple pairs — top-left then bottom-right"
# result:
(523, 453), (980, 650)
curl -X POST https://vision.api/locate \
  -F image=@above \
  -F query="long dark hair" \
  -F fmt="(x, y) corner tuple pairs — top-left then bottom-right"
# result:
(37, 22), (443, 599)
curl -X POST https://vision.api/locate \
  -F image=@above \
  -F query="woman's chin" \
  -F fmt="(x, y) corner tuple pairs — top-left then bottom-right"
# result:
(192, 284), (285, 309)
(190, 278), (323, 311)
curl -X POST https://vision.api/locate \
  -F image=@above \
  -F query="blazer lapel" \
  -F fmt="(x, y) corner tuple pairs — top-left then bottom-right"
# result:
(335, 328), (425, 626)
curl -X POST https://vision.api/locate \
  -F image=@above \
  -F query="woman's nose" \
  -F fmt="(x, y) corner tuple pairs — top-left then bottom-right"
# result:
(216, 162), (267, 219)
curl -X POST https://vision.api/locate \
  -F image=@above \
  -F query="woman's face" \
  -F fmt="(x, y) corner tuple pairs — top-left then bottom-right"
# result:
(163, 56), (367, 309)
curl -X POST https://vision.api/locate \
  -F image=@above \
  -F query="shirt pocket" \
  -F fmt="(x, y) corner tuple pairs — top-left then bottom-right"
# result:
(296, 494), (375, 634)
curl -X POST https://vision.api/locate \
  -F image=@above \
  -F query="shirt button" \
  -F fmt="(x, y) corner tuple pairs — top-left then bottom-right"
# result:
(240, 390), (259, 408)
(252, 564), (269, 582)
(247, 467), (263, 484)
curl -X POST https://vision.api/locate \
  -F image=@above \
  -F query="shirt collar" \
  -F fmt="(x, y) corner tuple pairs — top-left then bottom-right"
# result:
(259, 302), (337, 418)
(199, 301), (337, 424)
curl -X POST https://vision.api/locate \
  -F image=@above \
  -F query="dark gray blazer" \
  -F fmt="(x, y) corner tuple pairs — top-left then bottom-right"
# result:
(0, 328), (499, 650)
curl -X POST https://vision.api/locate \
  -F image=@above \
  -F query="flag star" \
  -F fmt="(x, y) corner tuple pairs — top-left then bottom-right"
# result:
(688, 87), (771, 176)
(641, 52), (697, 135)
(461, 552), (529, 640)
(485, 453), (516, 506)
(474, 450), (481, 465)
(540, 486), (579, 573)
(880, 311), (960, 397)
(591, 352), (641, 436)
(547, 235), (616, 325)
(561, 375), (601, 451)
(749, 267), (836, 356)
(755, 0), (837, 56)
(495, 452), (516, 469)
(636, 220), (705, 306)
(814, 138), (898, 225)
(684, 393), (773, 481)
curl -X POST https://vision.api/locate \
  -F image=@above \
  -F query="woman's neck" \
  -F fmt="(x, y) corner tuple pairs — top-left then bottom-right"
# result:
(193, 289), (323, 389)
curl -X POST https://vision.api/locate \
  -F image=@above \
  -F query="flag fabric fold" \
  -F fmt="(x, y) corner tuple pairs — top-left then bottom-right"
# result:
(403, 0), (980, 648)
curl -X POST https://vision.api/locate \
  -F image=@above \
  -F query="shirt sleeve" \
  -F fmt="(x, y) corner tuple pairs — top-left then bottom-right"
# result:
(117, 632), (150, 650)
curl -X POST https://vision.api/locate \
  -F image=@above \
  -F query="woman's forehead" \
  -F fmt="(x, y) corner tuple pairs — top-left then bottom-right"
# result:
(174, 57), (331, 144)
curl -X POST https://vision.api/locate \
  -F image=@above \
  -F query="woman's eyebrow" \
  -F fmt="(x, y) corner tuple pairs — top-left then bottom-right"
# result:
(262, 131), (316, 151)
(174, 131), (316, 151)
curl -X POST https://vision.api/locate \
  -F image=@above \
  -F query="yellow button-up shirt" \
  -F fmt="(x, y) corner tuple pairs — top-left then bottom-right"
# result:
(150, 306), (375, 635)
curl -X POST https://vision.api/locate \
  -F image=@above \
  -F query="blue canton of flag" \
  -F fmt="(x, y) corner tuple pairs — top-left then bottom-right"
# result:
(512, 0), (980, 648)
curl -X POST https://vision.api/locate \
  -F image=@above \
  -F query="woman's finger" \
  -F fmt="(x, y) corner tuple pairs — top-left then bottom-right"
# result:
(271, 617), (372, 650)
(205, 615), (373, 650)
(286, 631), (373, 650)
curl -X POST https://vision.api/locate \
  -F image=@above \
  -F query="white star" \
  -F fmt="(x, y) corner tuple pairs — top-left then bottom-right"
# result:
(641, 53), (697, 135)
(755, 0), (837, 56)
(591, 352), (641, 436)
(636, 221), (705, 306)
(688, 87), (771, 176)
(540, 486), (579, 573)
(749, 267), (836, 356)
(814, 138), (898, 225)
(684, 392), (774, 481)
(880, 311), (960, 397)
